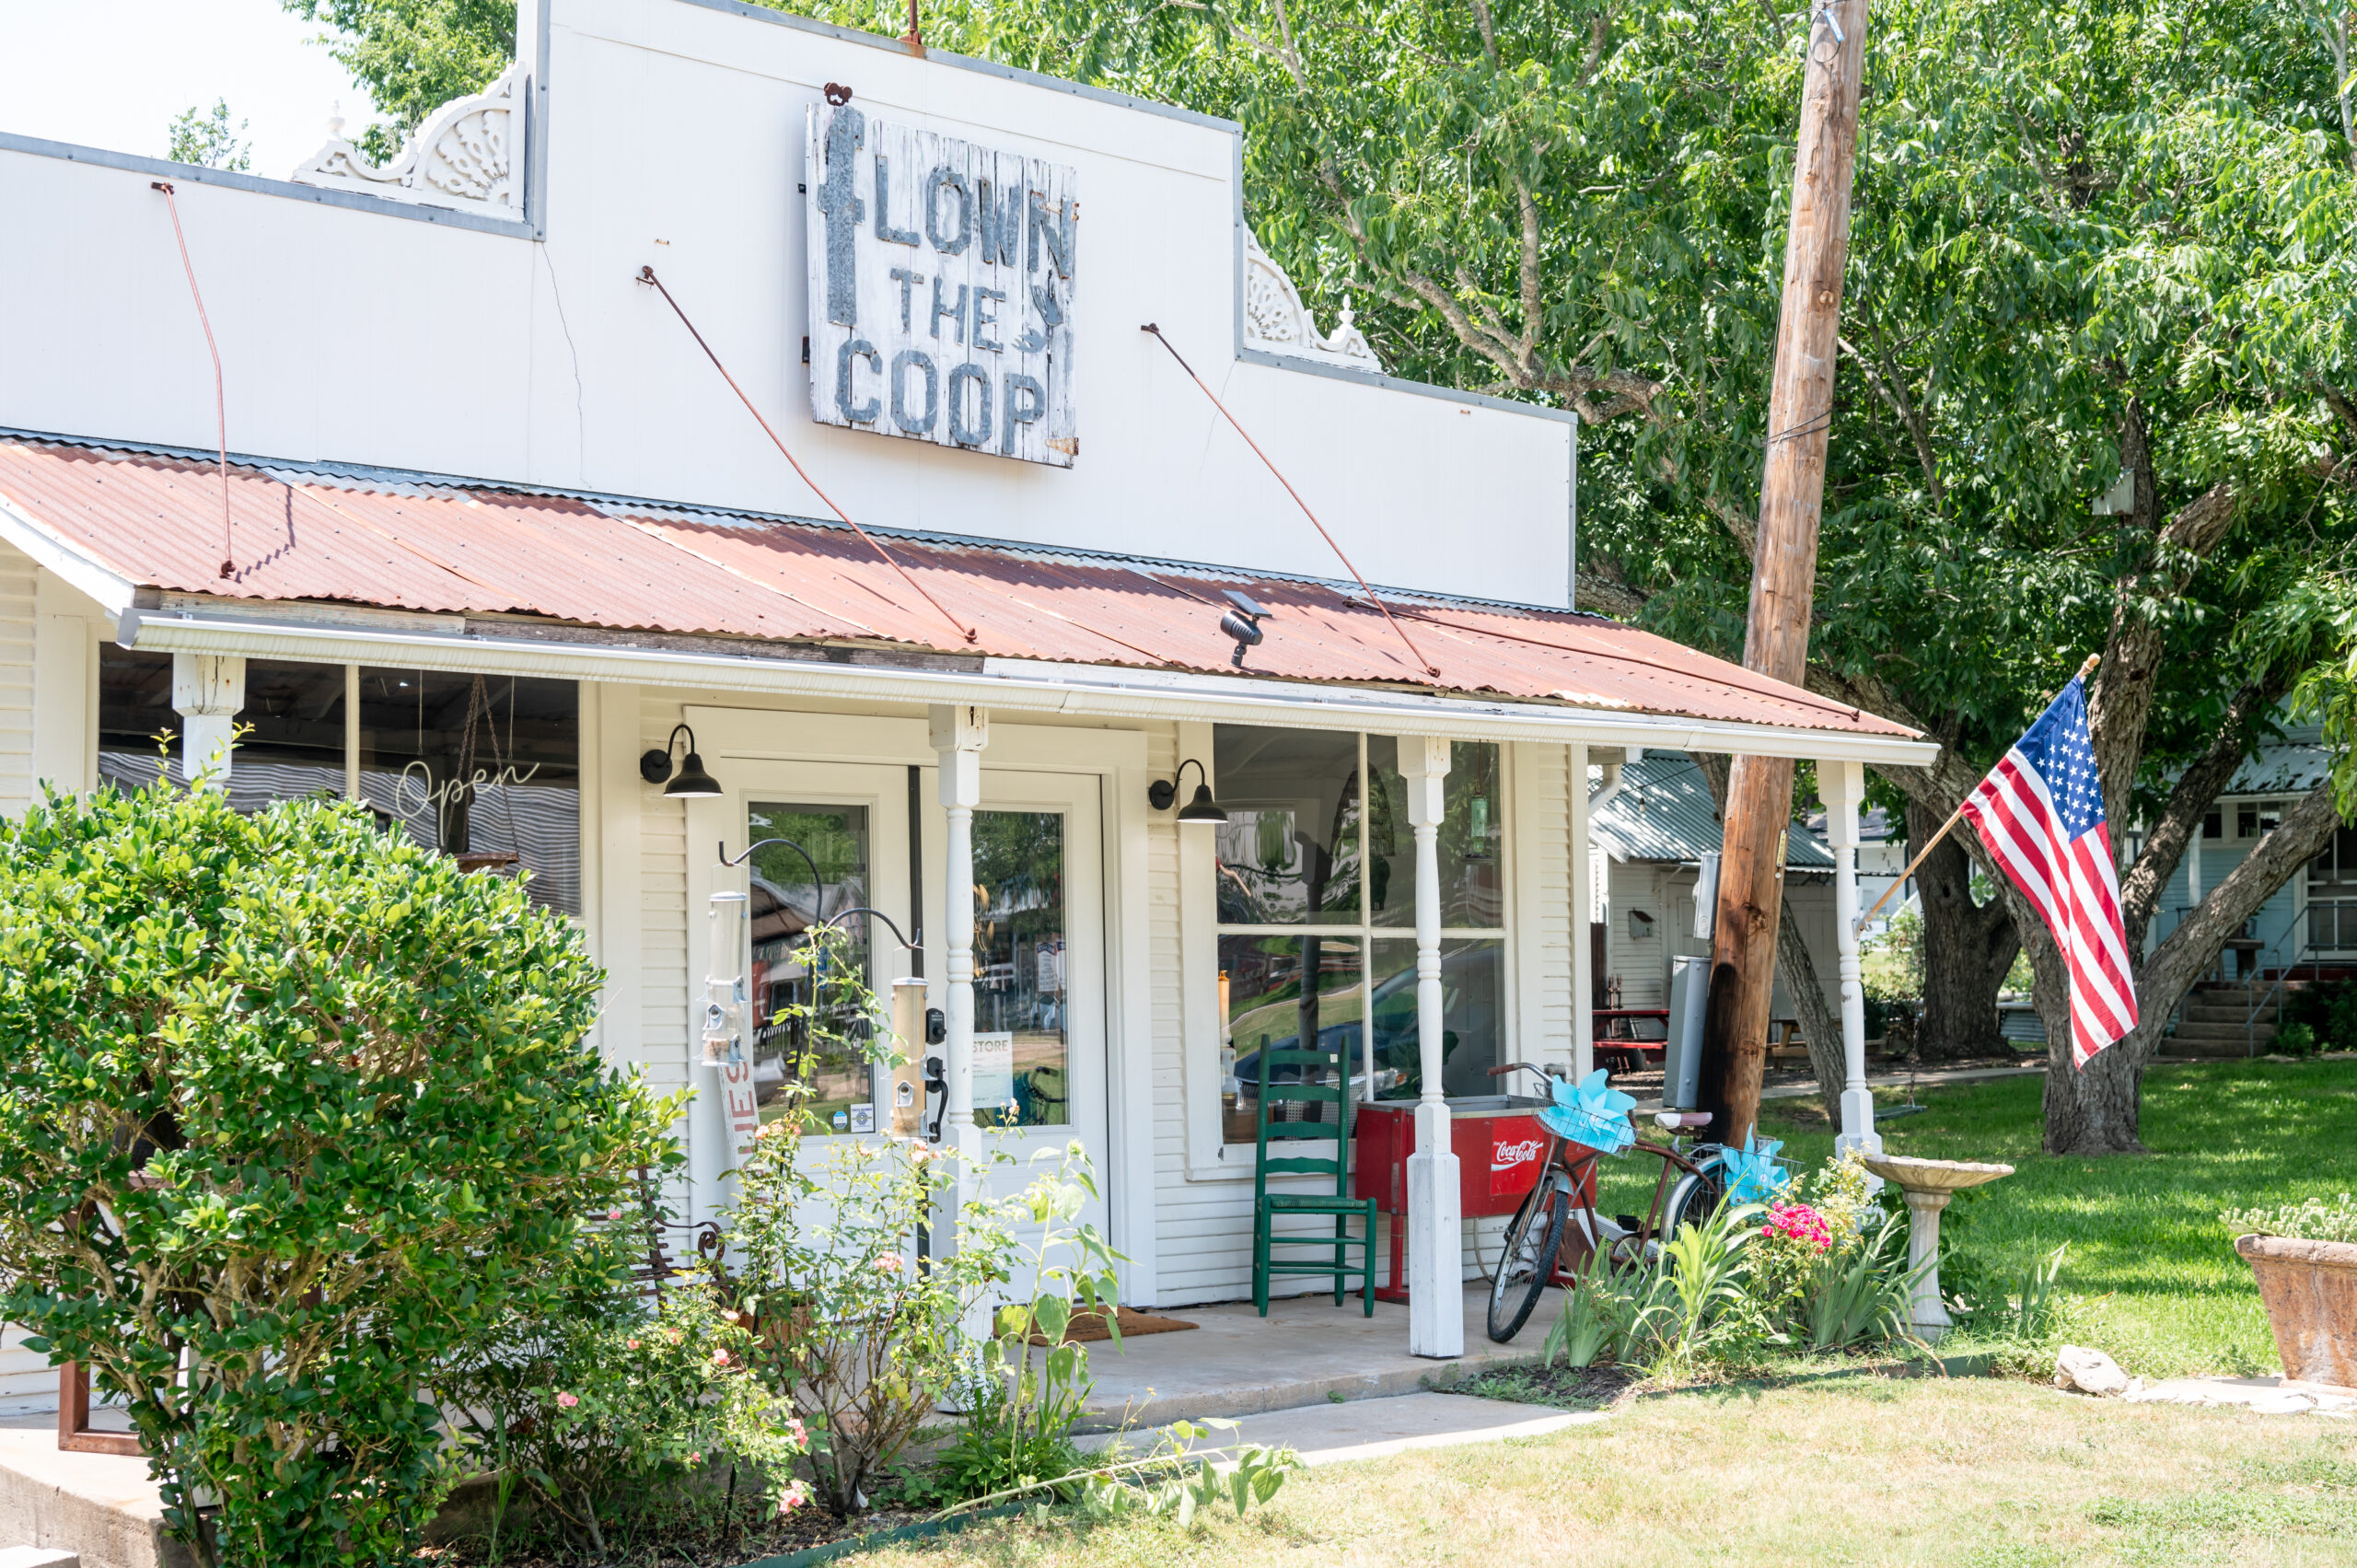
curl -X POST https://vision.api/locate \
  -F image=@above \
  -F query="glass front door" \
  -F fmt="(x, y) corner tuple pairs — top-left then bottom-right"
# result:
(932, 772), (1107, 1230)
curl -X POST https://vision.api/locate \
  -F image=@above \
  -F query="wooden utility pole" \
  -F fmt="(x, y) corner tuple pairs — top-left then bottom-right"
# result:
(1698, 0), (1872, 1145)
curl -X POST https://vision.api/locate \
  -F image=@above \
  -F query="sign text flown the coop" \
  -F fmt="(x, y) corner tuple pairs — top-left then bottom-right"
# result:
(805, 101), (1077, 467)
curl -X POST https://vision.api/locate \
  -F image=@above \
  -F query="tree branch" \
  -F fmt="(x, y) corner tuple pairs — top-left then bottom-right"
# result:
(2116, 675), (2288, 947)
(1839, 331), (1944, 510)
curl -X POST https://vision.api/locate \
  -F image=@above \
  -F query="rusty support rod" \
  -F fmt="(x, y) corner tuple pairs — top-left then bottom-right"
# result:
(1141, 322), (1441, 679)
(638, 266), (976, 645)
(152, 181), (234, 579)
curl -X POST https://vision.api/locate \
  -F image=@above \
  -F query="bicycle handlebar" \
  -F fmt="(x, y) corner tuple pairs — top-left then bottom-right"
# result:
(1486, 1061), (1557, 1086)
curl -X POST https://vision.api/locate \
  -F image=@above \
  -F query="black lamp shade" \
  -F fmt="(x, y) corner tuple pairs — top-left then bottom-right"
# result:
(665, 750), (724, 798)
(1177, 783), (1227, 824)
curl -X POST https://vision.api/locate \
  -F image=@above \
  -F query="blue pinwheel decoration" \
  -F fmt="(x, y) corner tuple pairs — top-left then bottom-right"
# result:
(1537, 1069), (1636, 1156)
(1719, 1133), (1791, 1205)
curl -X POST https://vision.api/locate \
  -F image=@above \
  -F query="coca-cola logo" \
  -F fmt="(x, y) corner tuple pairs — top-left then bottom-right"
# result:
(1491, 1137), (1545, 1172)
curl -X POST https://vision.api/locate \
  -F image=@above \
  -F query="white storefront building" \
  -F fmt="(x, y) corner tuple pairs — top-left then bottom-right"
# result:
(0, 0), (1928, 1362)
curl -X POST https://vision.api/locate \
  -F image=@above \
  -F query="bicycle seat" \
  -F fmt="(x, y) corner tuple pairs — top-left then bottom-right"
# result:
(1653, 1110), (1713, 1130)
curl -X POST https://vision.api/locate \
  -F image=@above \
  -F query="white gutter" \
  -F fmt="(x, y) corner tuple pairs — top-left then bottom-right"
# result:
(117, 608), (1941, 768)
(0, 491), (140, 614)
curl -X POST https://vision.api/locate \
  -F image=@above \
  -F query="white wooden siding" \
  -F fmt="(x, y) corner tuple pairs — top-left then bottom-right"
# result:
(0, 544), (34, 814)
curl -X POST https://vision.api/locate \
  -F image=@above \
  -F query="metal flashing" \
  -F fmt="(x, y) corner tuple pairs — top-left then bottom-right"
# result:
(1233, 345), (1578, 425)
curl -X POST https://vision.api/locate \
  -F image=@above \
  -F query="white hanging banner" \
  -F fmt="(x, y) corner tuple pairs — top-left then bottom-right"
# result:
(805, 102), (1078, 467)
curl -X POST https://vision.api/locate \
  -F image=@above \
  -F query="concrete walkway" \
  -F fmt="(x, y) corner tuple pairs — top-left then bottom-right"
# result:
(1078, 1390), (1602, 1469)
(2122, 1375), (2356, 1418)
(1078, 1283), (1555, 1431)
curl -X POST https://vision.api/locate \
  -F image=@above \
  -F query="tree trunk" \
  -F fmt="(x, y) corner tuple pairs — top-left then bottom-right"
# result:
(2030, 781), (2343, 1153)
(1776, 891), (1851, 1118)
(1907, 799), (2021, 1062)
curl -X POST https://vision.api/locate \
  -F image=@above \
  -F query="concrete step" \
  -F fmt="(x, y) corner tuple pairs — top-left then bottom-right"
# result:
(2171, 1024), (2277, 1048)
(2161, 1034), (2272, 1059)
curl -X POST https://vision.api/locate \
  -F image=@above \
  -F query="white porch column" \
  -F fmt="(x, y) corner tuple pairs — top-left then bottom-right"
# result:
(930, 703), (989, 1173)
(1823, 758), (1881, 1160)
(1570, 741), (1593, 1080)
(1399, 736), (1462, 1358)
(172, 652), (244, 788)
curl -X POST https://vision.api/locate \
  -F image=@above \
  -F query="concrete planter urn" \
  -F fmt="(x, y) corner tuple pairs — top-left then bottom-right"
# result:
(2235, 1234), (2357, 1390)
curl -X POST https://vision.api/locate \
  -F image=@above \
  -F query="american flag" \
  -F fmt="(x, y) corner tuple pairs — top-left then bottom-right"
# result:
(1958, 676), (2137, 1067)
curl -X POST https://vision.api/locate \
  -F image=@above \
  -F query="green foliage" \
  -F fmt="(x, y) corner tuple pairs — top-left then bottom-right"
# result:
(2223, 1191), (2357, 1243)
(166, 99), (250, 170)
(0, 778), (673, 1567)
(1861, 911), (1925, 1005)
(2275, 1019), (2321, 1056)
(902, 1144), (1122, 1508)
(281, 1), (515, 162)
(435, 1237), (809, 1561)
(2283, 978), (2357, 1051)
(1799, 1209), (1922, 1352)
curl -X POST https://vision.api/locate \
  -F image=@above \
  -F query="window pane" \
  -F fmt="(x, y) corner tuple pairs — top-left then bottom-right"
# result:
(1220, 934), (1364, 1142)
(973, 809), (1068, 1128)
(1367, 938), (1506, 1099)
(1211, 726), (1361, 925)
(747, 804), (874, 1135)
(98, 648), (346, 813)
(356, 668), (580, 915)
(1367, 738), (1504, 929)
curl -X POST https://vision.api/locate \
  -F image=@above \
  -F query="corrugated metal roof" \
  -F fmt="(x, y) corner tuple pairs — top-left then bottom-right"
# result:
(1591, 753), (1835, 870)
(2226, 741), (2331, 796)
(0, 436), (1917, 738)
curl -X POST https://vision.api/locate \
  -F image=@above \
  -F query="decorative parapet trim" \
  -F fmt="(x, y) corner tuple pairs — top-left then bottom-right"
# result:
(289, 66), (519, 216)
(1240, 227), (1379, 370)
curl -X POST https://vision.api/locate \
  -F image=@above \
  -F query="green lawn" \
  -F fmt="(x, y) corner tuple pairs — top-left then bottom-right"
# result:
(1734, 1056), (2357, 1378)
(853, 1377), (2357, 1566)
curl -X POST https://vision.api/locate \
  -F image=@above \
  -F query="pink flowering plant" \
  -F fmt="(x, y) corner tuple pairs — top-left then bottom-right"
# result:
(435, 1214), (809, 1560)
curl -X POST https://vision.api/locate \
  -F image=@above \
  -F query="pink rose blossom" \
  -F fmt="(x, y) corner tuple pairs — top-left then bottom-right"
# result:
(713, 1348), (731, 1366)
(607, 1206), (624, 1221)
(556, 1392), (578, 1408)
(627, 1339), (640, 1351)
(872, 1254), (901, 1272)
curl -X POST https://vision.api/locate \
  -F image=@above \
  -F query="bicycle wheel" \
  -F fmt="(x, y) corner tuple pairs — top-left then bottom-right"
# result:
(1658, 1167), (1724, 1245)
(1486, 1177), (1569, 1342)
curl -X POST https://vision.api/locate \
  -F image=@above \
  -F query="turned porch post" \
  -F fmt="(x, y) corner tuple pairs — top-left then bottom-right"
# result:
(1399, 736), (1462, 1358)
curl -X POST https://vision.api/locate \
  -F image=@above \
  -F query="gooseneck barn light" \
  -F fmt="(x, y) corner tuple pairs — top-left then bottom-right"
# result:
(642, 723), (724, 797)
(1147, 757), (1228, 825)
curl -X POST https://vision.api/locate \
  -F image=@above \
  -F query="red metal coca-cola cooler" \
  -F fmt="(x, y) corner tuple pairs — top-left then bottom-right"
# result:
(1354, 1095), (1571, 1302)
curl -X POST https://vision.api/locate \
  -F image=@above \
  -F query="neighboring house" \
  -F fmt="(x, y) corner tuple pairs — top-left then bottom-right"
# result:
(1587, 752), (1852, 1030)
(2144, 725), (2340, 977)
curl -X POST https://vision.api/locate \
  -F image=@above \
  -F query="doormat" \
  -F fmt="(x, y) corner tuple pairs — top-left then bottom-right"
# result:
(1028, 1306), (1198, 1346)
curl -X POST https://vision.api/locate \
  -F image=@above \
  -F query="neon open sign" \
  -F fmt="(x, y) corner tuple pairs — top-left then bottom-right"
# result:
(804, 103), (1078, 467)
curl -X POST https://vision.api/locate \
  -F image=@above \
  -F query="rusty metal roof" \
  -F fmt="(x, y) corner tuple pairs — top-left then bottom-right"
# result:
(0, 436), (1912, 739)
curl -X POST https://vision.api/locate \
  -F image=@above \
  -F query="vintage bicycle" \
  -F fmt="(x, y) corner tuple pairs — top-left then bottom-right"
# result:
(1480, 1061), (1751, 1343)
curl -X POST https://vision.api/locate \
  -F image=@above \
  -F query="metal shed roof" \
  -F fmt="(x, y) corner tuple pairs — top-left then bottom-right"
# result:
(0, 434), (1925, 749)
(1590, 752), (1836, 872)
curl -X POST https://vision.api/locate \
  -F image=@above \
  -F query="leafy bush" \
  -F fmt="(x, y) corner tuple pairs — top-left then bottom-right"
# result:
(2284, 979), (2357, 1052)
(2274, 1020), (2320, 1056)
(900, 1144), (1121, 1508)
(0, 780), (673, 1568)
(2223, 1192), (2357, 1245)
(1799, 1208), (1920, 1351)
(435, 1225), (807, 1560)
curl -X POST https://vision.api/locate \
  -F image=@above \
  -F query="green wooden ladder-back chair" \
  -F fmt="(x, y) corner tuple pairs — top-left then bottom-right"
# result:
(1252, 1039), (1377, 1315)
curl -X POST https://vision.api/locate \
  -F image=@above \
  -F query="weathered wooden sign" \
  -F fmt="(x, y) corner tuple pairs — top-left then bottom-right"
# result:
(805, 103), (1077, 467)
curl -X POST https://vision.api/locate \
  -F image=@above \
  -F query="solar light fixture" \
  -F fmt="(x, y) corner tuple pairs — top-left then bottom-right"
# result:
(642, 723), (723, 797)
(1219, 589), (1270, 668)
(1148, 757), (1228, 825)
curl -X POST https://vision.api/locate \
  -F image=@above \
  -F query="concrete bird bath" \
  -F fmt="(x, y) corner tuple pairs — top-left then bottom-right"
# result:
(1861, 1154), (2014, 1342)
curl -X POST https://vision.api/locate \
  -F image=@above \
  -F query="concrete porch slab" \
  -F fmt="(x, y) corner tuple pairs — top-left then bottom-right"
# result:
(1078, 1390), (1602, 1469)
(1076, 1283), (1557, 1431)
(0, 1419), (182, 1568)
(2122, 1375), (2357, 1417)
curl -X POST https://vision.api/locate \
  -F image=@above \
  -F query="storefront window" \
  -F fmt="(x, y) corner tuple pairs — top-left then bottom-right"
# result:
(746, 803), (875, 1134)
(1212, 726), (1507, 1135)
(357, 668), (581, 916)
(98, 647), (346, 813)
(973, 808), (1069, 1128)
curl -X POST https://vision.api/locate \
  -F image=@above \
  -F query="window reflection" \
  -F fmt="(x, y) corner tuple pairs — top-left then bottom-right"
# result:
(1366, 938), (1506, 1098)
(357, 669), (580, 916)
(1367, 738), (1503, 929)
(98, 647), (347, 813)
(973, 809), (1068, 1127)
(747, 804), (874, 1134)
(1210, 727), (1360, 925)
(1218, 935), (1366, 1143)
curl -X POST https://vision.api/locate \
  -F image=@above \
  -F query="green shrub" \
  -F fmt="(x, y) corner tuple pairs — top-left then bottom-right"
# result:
(436, 1258), (806, 1560)
(2283, 980), (2357, 1051)
(0, 779), (674, 1568)
(2272, 1020), (2319, 1057)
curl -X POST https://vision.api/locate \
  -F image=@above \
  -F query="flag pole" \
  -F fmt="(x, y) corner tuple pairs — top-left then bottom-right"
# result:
(1852, 653), (2101, 933)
